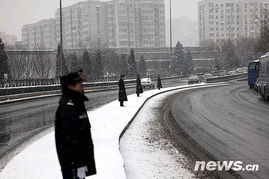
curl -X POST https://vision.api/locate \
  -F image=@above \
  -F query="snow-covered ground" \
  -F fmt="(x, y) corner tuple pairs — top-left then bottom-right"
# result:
(120, 89), (196, 179)
(0, 83), (210, 179)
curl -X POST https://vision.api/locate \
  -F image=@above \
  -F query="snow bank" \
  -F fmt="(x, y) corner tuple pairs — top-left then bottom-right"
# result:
(121, 89), (196, 179)
(0, 83), (208, 179)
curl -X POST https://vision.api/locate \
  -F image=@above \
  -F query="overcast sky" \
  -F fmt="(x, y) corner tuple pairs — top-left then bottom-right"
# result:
(0, 0), (199, 40)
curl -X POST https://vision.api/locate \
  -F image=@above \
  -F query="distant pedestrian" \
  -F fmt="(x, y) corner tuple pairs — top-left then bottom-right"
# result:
(119, 74), (128, 107)
(55, 72), (96, 179)
(157, 75), (163, 90)
(136, 74), (143, 97)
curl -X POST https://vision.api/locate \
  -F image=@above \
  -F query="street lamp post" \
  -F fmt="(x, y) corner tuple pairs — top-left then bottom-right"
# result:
(169, 0), (173, 69)
(60, 0), (63, 76)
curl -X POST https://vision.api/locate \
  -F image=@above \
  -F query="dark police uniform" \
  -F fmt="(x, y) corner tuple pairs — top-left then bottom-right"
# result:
(157, 76), (163, 90)
(118, 78), (128, 106)
(55, 72), (96, 179)
(136, 76), (143, 96)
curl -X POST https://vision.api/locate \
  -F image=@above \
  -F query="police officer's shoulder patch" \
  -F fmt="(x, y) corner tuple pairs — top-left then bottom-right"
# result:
(67, 100), (74, 106)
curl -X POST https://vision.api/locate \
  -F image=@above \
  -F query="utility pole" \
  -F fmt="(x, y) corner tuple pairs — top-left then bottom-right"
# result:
(169, 0), (173, 69)
(60, 0), (63, 76)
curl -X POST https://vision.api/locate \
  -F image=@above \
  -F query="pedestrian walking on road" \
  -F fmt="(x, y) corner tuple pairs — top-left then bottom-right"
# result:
(157, 75), (163, 90)
(119, 74), (128, 107)
(55, 72), (96, 179)
(136, 74), (143, 97)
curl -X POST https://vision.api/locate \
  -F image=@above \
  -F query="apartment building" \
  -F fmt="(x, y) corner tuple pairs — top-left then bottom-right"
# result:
(22, 19), (57, 49)
(0, 32), (17, 46)
(106, 0), (166, 48)
(198, 0), (269, 44)
(21, 0), (165, 49)
(55, 0), (108, 49)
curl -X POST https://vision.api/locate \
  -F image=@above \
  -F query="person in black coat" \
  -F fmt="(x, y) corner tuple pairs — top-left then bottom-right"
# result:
(118, 75), (128, 107)
(157, 75), (163, 90)
(55, 72), (96, 179)
(136, 74), (143, 97)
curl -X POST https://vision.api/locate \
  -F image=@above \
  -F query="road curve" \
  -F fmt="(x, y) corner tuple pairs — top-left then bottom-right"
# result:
(171, 81), (269, 178)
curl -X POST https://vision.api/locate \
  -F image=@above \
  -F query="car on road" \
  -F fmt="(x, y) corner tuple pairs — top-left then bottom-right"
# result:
(236, 68), (245, 74)
(218, 70), (227, 76)
(141, 78), (155, 89)
(203, 73), (212, 79)
(188, 75), (199, 84)
(228, 71), (237, 75)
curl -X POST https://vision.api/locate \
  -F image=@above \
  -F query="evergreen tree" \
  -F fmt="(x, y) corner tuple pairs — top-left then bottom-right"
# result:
(127, 49), (137, 77)
(119, 54), (128, 75)
(255, 20), (269, 54)
(222, 40), (240, 69)
(82, 49), (93, 80)
(0, 39), (11, 81)
(137, 56), (147, 77)
(184, 50), (194, 74)
(56, 44), (68, 77)
(94, 50), (104, 79)
(173, 41), (185, 75)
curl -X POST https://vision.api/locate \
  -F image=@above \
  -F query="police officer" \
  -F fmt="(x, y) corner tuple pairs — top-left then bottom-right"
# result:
(118, 74), (128, 107)
(136, 74), (143, 97)
(55, 72), (96, 179)
(157, 74), (163, 90)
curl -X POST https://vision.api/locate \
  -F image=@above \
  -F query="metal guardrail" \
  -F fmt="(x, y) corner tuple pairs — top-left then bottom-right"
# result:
(0, 77), (124, 88)
(205, 73), (247, 83)
(0, 76), (187, 96)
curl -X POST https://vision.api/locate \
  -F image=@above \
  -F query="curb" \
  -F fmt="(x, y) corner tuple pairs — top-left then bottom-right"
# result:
(118, 83), (229, 177)
(119, 83), (227, 141)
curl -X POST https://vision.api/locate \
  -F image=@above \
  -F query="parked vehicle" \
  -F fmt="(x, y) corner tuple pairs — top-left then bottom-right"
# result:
(141, 78), (155, 88)
(203, 73), (212, 79)
(236, 68), (245, 74)
(218, 70), (227, 76)
(257, 54), (269, 100)
(228, 71), (237, 75)
(248, 60), (259, 88)
(188, 75), (199, 84)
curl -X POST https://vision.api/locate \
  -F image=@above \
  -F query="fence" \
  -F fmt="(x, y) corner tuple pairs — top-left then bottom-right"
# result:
(0, 77), (126, 88)
(205, 73), (247, 83)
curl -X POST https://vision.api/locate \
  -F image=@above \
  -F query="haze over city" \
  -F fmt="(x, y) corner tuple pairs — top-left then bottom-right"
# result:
(0, 0), (199, 40)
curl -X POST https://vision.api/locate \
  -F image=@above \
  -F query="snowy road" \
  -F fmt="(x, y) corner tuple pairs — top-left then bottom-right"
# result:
(170, 81), (269, 178)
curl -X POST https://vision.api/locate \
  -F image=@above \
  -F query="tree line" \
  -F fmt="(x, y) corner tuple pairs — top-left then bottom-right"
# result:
(55, 46), (148, 80)
(201, 11), (269, 71)
(1, 43), (149, 82)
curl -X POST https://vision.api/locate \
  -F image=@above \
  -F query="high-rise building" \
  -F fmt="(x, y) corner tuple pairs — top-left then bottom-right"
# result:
(198, 0), (269, 45)
(0, 32), (18, 46)
(55, 0), (108, 49)
(21, 0), (165, 49)
(106, 0), (166, 48)
(22, 19), (57, 49)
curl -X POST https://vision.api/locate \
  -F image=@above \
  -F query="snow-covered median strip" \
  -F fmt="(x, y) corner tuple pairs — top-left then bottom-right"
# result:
(121, 89), (197, 179)
(0, 83), (218, 179)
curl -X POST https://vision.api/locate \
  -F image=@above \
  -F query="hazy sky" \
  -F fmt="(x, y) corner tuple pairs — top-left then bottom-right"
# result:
(0, 0), (199, 40)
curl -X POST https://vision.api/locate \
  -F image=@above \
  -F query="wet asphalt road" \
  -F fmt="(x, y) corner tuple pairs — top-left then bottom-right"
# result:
(0, 79), (186, 159)
(171, 81), (269, 178)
